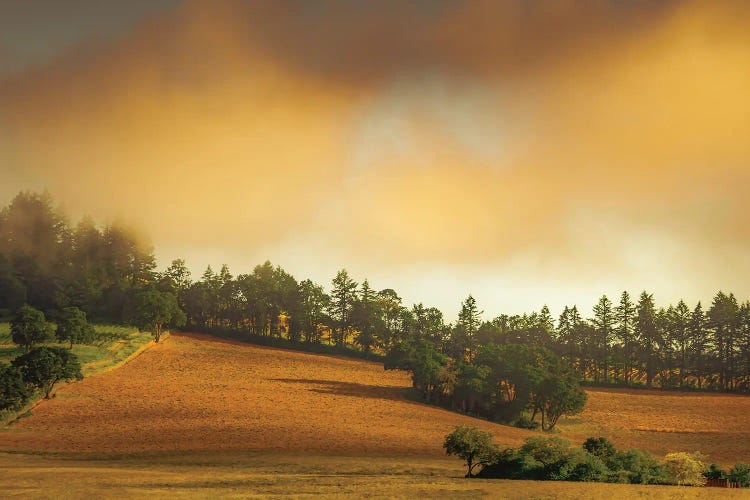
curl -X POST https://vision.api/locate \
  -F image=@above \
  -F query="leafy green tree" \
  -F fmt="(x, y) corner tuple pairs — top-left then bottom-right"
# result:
(443, 426), (498, 477)
(385, 338), (447, 403)
(130, 289), (186, 342)
(409, 303), (446, 344)
(729, 463), (750, 487)
(298, 279), (329, 343)
(662, 452), (707, 486)
(376, 288), (406, 349)
(609, 448), (665, 484)
(583, 437), (617, 467)
(56, 307), (95, 348)
(11, 305), (54, 353)
(476, 343), (560, 423)
(704, 463), (727, 480)
(534, 373), (587, 430)
(12, 346), (83, 398)
(452, 362), (490, 414)
(162, 258), (192, 294)
(0, 364), (32, 410)
(520, 436), (585, 481)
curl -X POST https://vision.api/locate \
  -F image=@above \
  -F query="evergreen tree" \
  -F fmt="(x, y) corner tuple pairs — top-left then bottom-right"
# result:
(707, 292), (740, 390)
(635, 292), (659, 387)
(450, 295), (483, 360)
(670, 300), (692, 386)
(352, 280), (379, 353)
(591, 295), (614, 382)
(614, 291), (636, 382)
(688, 302), (710, 388)
(329, 269), (358, 346)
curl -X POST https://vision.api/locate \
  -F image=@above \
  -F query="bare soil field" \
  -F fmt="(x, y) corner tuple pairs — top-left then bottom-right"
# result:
(3, 332), (749, 465)
(558, 387), (750, 465)
(2, 332), (750, 497)
(0, 333), (534, 455)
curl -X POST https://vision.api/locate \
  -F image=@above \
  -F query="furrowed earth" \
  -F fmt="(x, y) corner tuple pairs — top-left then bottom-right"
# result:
(1, 333), (749, 498)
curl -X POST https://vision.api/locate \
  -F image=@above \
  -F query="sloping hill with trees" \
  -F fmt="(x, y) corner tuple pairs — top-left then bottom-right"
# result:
(0, 333), (535, 455)
(3, 333), (748, 467)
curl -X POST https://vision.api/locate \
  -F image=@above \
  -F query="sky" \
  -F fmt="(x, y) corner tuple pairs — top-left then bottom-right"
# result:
(1, 0), (749, 321)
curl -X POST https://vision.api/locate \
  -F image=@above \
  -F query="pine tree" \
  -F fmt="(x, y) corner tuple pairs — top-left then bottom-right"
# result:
(614, 291), (636, 382)
(635, 292), (659, 387)
(708, 292), (740, 390)
(329, 269), (358, 346)
(688, 302), (709, 388)
(454, 295), (483, 359)
(670, 300), (692, 386)
(592, 295), (614, 382)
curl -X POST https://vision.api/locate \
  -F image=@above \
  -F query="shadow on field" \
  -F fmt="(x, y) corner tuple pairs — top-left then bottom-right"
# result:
(271, 378), (409, 402)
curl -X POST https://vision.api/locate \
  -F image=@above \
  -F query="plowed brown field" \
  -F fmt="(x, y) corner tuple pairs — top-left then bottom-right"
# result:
(0, 333), (534, 455)
(3, 332), (749, 467)
(560, 386), (750, 465)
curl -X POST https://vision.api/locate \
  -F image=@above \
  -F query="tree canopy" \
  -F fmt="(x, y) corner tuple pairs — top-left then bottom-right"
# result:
(130, 289), (186, 342)
(11, 304), (54, 353)
(12, 346), (83, 398)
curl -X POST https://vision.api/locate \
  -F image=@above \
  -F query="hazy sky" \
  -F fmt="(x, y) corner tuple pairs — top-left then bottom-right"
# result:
(1, 0), (749, 320)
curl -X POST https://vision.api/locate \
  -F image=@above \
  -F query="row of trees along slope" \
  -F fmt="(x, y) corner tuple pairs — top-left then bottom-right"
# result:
(2, 190), (750, 400)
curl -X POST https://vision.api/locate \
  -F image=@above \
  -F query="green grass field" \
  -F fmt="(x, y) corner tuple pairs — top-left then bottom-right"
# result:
(0, 323), (152, 376)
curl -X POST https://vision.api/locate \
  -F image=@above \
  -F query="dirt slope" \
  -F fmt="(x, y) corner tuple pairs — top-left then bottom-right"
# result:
(560, 386), (750, 465)
(0, 333), (533, 455)
(3, 332), (748, 465)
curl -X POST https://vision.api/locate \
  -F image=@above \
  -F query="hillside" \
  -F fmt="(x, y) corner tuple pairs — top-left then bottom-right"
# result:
(0, 333), (535, 455)
(3, 332), (749, 467)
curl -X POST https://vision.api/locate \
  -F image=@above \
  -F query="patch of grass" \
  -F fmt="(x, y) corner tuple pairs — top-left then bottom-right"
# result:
(0, 322), (151, 375)
(71, 326), (154, 377)
(0, 322), (10, 344)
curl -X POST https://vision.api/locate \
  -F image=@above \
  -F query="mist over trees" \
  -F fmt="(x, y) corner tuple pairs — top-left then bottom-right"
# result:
(0, 191), (158, 323)
(2, 190), (750, 419)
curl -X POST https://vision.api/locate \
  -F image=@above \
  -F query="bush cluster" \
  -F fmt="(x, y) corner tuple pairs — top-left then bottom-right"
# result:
(445, 427), (749, 487)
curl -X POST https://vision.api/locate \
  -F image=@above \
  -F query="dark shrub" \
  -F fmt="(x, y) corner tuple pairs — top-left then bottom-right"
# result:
(729, 463), (750, 487)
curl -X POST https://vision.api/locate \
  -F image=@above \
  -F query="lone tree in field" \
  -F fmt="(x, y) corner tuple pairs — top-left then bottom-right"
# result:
(534, 374), (587, 430)
(131, 289), (186, 342)
(0, 364), (32, 410)
(12, 347), (83, 399)
(56, 307), (96, 348)
(11, 305), (54, 353)
(443, 425), (498, 478)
